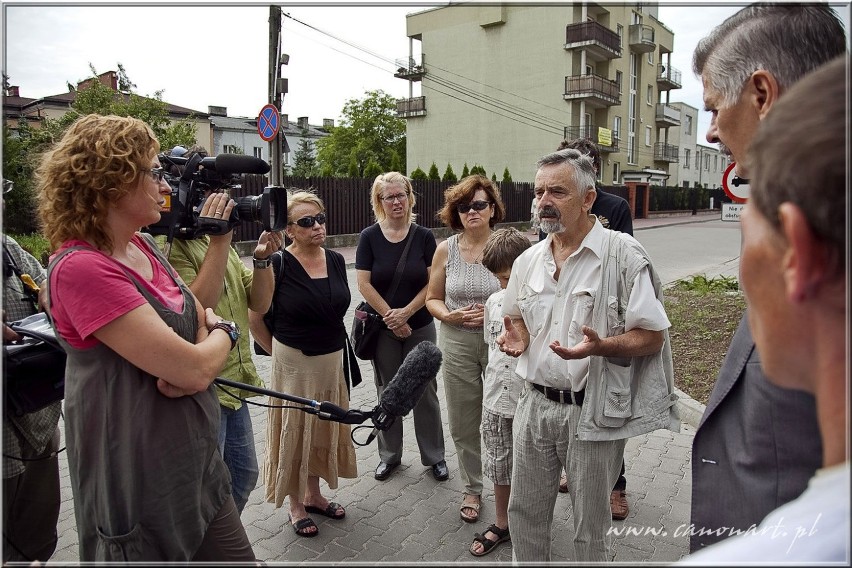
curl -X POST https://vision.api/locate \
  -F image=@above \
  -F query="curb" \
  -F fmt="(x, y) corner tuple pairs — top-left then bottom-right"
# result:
(674, 386), (706, 429)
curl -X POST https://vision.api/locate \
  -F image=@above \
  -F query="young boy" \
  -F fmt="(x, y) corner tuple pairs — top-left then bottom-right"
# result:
(470, 227), (532, 557)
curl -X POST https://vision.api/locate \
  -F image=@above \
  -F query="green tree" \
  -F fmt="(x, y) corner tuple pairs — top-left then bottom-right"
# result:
(410, 167), (427, 180)
(347, 152), (360, 178)
(2, 65), (199, 234)
(291, 129), (318, 178)
(502, 167), (513, 183)
(428, 162), (440, 181)
(491, 173), (498, 182)
(461, 163), (470, 178)
(364, 158), (383, 179)
(442, 164), (457, 183)
(470, 164), (486, 176)
(315, 90), (406, 177)
(389, 150), (404, 174)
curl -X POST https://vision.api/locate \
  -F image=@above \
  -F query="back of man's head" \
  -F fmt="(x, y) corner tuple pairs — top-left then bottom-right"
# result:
(748, 55), (848, 277)
(693, 4), (846, 107)
(557, 138), (601, 173)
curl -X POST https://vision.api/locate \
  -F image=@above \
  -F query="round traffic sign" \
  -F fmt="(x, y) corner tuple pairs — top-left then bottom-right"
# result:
(257, 104), (280, 142)
(722, 162), (749, 203)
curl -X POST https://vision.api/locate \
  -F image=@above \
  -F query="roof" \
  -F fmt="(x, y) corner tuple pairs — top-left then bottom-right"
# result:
(210, 113), (329, 138)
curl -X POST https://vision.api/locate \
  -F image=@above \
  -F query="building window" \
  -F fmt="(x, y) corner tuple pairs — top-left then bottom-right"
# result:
(612, 162), (620, 184)
(615, 71), (623, 94)
(585, 64), (593, 76)
(253, 147), (263, 159)
(647, 85), (653, 105)
(684, 148), (691, 169)
(645, 125), (652, 146)
(714, 155), (718, 171)
(617, 24), (624, 46)
(647, 50), (654, 65)
(613, 116), (622, 139)
(224, 144), (240, 154)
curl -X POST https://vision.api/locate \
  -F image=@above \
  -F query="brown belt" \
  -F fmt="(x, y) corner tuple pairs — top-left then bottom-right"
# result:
(532, 383), (585, 406)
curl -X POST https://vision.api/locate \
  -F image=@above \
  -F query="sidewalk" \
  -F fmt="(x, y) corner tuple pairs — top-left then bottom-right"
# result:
(47, 211), (720, 564)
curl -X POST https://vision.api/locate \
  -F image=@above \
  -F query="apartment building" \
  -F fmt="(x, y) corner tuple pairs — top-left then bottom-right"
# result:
(397, 3), (682, 190)
(667, 102), (729, 190)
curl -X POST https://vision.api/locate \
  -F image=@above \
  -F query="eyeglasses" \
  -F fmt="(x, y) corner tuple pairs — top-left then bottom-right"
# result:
(148, 167), (166, 183)
(381, 192), (409, 203)
(289, 212), (327, 228)
(456, 200), (492, 214)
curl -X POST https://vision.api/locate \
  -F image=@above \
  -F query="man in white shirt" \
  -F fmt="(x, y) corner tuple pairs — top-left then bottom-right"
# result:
(498, 149), (677, 562)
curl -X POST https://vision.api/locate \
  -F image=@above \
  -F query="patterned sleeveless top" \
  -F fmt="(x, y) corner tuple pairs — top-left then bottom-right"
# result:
(444, 233), (500, 333)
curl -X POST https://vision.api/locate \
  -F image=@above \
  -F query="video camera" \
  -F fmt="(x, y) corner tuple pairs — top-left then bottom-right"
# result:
(143, 151), (287, 241)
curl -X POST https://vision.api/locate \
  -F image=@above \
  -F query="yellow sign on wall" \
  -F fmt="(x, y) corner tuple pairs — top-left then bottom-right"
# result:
(598, 127), (612, 147)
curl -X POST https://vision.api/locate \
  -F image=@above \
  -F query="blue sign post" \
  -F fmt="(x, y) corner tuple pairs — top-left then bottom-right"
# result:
(257, 104), (280, 142)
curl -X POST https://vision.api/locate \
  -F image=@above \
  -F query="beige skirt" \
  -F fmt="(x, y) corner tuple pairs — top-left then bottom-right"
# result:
(264, 339), (358, 507)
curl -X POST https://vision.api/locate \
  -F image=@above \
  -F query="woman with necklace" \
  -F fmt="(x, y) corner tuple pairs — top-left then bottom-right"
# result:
(426, 175), (504, 523)
(355, 172), (448, 483)
(250, 191), (357, 538)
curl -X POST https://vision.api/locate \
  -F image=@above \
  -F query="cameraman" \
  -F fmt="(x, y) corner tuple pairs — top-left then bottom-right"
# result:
(2, 184), (61, 563)
(155, 146), (282, 514)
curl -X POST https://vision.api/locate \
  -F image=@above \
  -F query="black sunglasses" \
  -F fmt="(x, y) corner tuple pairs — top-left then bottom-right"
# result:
(289, 212), (327, 228)
(149, 167), (166, 183)
(457, 200), (492, 214)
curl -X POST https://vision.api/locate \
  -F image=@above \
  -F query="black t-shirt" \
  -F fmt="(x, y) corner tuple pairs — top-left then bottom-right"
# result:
(271, 249), (351, 355)
(354, 223), (437, 330)
(591, 189), (633, 235)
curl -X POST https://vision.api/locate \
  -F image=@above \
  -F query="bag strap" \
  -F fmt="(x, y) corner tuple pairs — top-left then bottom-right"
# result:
(386, 224), (416, 302)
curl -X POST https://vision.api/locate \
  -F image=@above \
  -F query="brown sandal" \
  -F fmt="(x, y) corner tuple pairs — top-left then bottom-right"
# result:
(460, 494), (481, 523)
(470, 524), (510, 556)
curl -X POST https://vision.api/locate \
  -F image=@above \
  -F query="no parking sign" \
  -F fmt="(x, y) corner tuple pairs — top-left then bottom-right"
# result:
(722, 162), (749, 203)
(257, 104), (280, 142)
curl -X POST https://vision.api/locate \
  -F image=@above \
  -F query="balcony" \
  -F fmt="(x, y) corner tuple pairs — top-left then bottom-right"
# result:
(564, 124), (620, 152)
(396, 96), (426, 118)
(564, 21), (621, 61)
(393, 56), (426, 81)
(628, 24), (655, 53)
(563, 74), (620, 108)
(657, 64), (682, 90)
(654, 142), (679, 163)
(655, 103), (681, 127)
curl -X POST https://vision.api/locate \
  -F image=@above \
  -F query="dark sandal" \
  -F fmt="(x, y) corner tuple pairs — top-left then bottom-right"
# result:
(305, 501), (345, 520)
(470, 524), (511, 557)
(289, 515), (318, 538)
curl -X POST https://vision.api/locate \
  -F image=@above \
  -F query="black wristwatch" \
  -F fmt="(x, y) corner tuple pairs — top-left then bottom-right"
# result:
(253, 256), (272, 269)
(212, 320), (240, 350)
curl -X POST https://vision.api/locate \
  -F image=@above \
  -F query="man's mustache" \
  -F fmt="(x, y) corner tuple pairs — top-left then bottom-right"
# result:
(539, 205), (561, 219)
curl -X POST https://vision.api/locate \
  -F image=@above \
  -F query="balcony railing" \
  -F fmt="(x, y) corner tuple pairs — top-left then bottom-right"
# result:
(655, 103), (681, 127)
(657, 64), (682, 90)
(628, 24), (655, 53)
(394, 55), (426, 81)
(564, 21), (621, 60)
(395, 96), (426, 118)
(654, 142), (679, 163)
(563, 124), (620, 152)
(563, 74), (620, 107)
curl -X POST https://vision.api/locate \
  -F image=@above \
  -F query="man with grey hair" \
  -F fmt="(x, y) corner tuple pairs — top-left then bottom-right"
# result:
(497, 149), (678, 562)
(689, 3), (845, 553)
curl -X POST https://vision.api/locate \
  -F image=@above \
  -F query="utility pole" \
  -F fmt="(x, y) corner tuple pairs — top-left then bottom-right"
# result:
(268, 6), (288, 185)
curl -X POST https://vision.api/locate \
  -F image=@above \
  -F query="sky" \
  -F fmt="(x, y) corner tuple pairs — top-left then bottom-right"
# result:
(2, 2), (850, 145)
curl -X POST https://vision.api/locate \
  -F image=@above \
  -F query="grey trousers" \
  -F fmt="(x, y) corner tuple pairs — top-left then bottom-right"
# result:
(508, 383), (625, 562)
(438, 323), (488, 496)
(2, 426), (60, 563)
(372, 322), (445, 466)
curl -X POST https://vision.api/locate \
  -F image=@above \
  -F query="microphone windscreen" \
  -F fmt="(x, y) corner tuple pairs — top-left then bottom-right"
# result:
(379, 341), (442, 417)
(212, 154), (271, 176)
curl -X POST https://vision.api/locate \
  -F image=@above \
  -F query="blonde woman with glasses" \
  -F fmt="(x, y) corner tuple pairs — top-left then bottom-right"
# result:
(250, 191), (357, 538)
(355, 172), (448, 483)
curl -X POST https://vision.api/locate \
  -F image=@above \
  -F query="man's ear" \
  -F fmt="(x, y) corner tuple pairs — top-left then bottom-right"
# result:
(778, 203), (827, 303)
(747, 70), (782, 120)
(583, 188), (597, 212)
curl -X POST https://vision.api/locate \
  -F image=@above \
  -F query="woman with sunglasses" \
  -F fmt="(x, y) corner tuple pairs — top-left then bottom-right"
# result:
(250, 190), (357, 538)
(426, 175), (504, 523)
(355, 172), (448, 483)
(37, 114), (255, 562)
